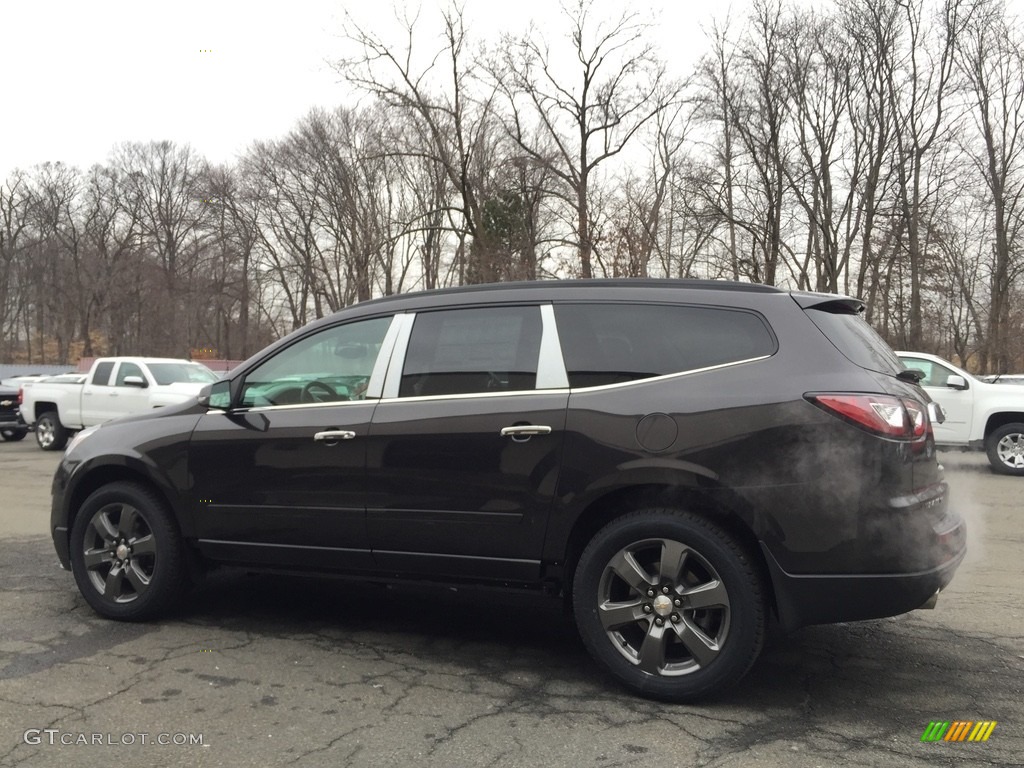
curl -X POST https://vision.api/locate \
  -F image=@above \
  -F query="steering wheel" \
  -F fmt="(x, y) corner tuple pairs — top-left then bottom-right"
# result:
(301, 380), (336, 403)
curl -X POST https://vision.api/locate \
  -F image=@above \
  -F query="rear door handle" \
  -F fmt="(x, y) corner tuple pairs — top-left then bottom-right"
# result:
(314, 430), (356, 441)
(500, 425), (552, 437)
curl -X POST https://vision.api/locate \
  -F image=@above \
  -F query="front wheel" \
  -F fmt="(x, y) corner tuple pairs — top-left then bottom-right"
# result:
(1, 428), (27, 441)
(986, 423), (1024, 476)
(69, 482), (187, 620)
(572, 509), (765, 702)
(35, 411), (68, 451)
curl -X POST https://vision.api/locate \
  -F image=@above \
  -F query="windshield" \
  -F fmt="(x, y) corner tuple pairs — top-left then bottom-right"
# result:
(147, 363), (218, 385)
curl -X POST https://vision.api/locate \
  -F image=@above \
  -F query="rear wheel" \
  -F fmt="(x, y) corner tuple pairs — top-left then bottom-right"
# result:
(986, 423), (1024, 476)
(35, 411), (68, 451)
(69, 482), (187, 620)
(0, 428), (27, 441)
(572, 509), (765, 702)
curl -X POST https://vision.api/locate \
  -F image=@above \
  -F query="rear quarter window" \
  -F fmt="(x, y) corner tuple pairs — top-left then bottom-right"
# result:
(553, 303), (776, 388)
(804, 307), (904, 376)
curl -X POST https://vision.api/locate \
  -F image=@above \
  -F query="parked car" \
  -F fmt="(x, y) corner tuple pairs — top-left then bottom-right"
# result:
(896, 352), (1024, 475)
(0, 382), (28, 441)
(50, 280), (965, 701)
(21, 358), (217, 451)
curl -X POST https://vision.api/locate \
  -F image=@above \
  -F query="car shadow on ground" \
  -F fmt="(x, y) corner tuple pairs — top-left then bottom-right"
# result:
(174, 568), (991, 712)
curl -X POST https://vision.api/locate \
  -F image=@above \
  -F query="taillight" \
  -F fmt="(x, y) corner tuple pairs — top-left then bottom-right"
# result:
(809, 394), (929, 440)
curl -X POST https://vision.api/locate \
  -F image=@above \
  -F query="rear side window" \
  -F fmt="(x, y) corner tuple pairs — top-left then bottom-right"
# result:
(400, 306), (542, 397)
(91, 362), (114, 386)
(805, 307), (904, 376)
(553, 303), (776, 388)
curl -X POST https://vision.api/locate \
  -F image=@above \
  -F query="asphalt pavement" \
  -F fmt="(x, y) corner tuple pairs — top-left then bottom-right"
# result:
(0, 442), (1020, 767)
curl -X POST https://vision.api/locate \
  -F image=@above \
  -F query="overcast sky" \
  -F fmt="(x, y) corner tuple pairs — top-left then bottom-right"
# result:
(0, 0), (759, 180)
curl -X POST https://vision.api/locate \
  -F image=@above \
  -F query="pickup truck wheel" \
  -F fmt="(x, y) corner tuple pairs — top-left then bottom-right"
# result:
(572, 509), (765, 702)
(35, 411), (69, 451)
(1, 428), (27, 441)
(986, 423), (1024, 476)
(69, 482), (186, 620)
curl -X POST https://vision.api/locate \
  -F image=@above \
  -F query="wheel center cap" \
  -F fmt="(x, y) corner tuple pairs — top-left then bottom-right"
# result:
(652, 595), (673, 617)
(116, 544), (130, 560)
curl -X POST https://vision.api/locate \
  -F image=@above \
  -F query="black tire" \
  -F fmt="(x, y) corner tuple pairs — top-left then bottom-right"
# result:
(572, 509), (765, 702)
(0, 428), (27, 441)
(35, 411), (68, 451)
(69, 482), (187, 620)
(985, 423), (1024, 476)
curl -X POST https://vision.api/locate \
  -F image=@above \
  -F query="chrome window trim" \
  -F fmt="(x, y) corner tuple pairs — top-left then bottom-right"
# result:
(365, 314), (405, 399)
(376, 388), (571, 405)
(238, 399), (380, 414)
(370, 355), (770, 405)
(538, 303), (570, 389)
(562, 355), (773, 393)
(381, 313), (416, 400)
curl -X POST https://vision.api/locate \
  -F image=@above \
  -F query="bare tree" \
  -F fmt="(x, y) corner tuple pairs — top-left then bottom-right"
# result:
(956, 0), (1024, 371)
(490, 0), (680, 277)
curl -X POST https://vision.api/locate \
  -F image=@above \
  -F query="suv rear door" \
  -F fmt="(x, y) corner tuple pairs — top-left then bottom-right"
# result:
(365, 304), (569, 582)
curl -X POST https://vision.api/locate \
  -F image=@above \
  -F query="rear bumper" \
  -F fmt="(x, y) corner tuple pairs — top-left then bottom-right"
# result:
(762, 523), (966, 632)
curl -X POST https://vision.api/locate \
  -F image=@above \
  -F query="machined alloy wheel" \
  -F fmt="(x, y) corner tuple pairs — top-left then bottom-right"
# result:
(69, 482), (186, 620)
(35, 411), (68, 451)
(573, 509), (765, 702)
(987, 423), (1024, 476)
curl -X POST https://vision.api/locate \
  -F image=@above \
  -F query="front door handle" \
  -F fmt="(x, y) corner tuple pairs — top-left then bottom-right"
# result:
(500, 425), (552, 437)
(314, 430), (356, 442)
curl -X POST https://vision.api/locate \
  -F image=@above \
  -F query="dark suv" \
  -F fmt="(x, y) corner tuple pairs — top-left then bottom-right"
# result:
(51, 280), (965, 701)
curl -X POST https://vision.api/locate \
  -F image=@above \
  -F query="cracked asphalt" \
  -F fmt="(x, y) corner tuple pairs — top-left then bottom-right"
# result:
(0, 442), (1021, 767)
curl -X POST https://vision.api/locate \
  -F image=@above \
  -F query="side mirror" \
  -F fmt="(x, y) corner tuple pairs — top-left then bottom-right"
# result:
(946, 375), (969, 391)
(199, 380), (232, 409)
(123, 375), (148, 388)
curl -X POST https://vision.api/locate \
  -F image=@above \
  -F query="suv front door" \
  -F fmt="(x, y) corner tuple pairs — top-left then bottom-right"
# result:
(365, 305), (569, 581)
(189, 315), (396, 571)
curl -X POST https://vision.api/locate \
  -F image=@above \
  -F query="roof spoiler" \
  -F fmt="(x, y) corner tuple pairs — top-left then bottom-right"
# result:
(790, 292), (865, 314)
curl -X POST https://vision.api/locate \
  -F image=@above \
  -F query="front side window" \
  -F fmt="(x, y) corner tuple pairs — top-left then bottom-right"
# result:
(148, 363), (217, 385)
(399, 306), (542, 397)
(899, 357), (958, 388)
(554, 303), (776, 388)
(240, 316), (392, 407)
(115, 362), (144, 386)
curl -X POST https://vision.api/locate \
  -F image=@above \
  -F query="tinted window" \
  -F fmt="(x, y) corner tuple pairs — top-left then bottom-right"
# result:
(91, 362), (114, 386)
(241, 317), (392, 407)
(399, 307), (542, 397)
(554, 303), (775, 388)
(806, 307), (903, 376)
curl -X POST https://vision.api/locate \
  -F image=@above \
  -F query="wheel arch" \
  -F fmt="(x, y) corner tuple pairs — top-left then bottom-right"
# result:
(984, 412), (1024, 438)
(63, 460), (196, 552)
(33, 401), (60, 422)
(558, 483), (774, 616)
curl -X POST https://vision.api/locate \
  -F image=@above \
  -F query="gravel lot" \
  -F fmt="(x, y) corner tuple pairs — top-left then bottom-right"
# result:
(0, 442), (1021, 768)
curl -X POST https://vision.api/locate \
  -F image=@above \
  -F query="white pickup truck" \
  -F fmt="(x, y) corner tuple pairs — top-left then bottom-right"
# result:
(19, 357), (218, 451)
(897, 351), (1024, 475)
